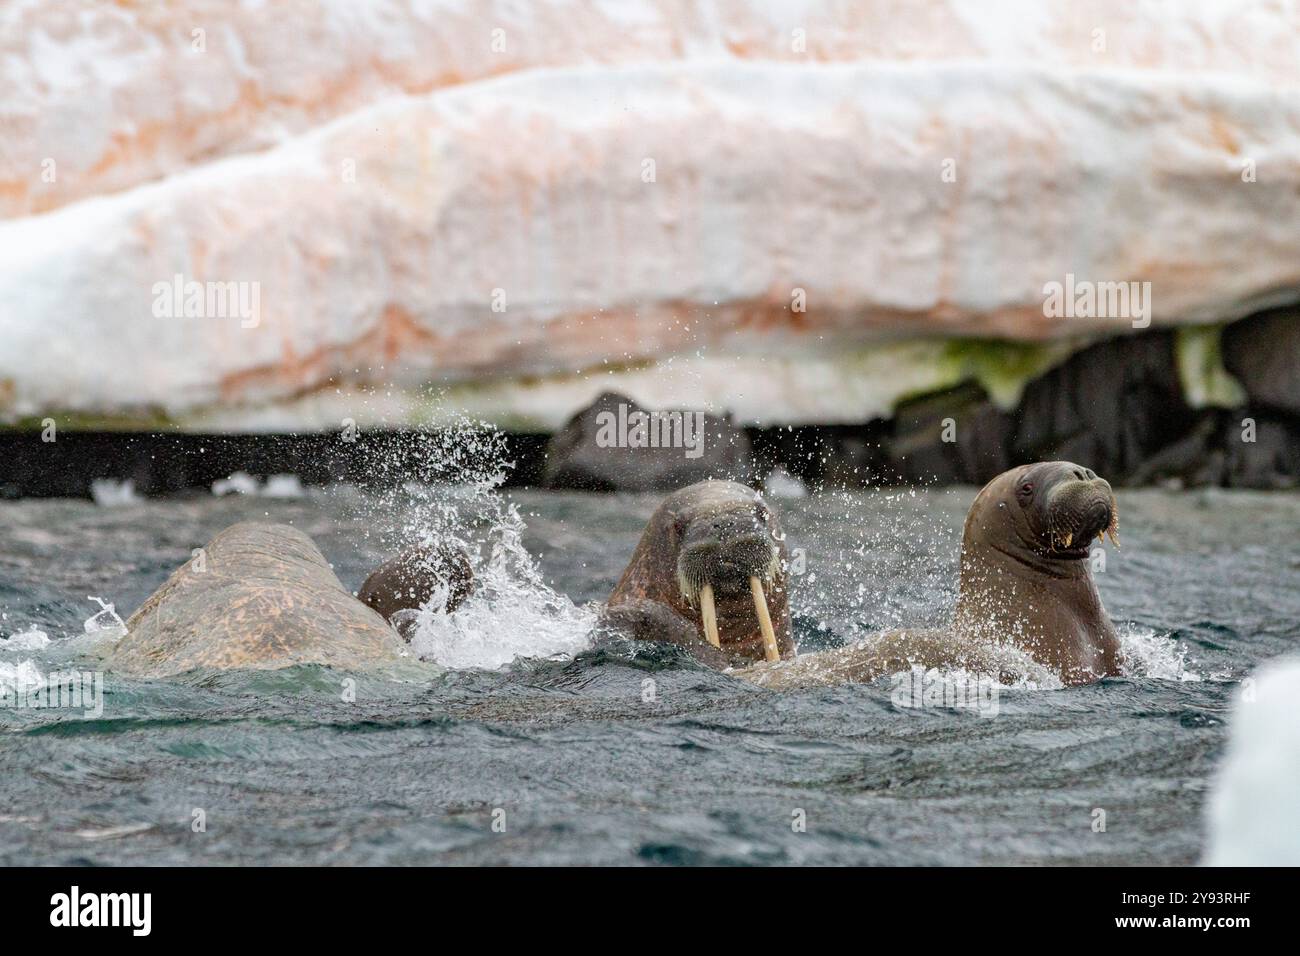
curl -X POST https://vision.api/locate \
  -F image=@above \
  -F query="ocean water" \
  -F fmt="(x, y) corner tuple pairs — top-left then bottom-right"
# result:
(1, 481), (1297, 866)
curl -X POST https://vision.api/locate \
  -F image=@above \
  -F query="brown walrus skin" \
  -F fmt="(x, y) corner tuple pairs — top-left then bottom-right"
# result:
(953, 460), (1121, 684)
(739, 461), (1121, 689)
(357, 545), (475, 624)
(603, 480), (794, 667)
(109, 522), (407, 678)
(110, 526), (479, 676)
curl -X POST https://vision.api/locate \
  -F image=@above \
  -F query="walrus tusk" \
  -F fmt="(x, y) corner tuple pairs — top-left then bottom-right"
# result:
(750, 576), (781, 662)
(699, 582), (721, 649)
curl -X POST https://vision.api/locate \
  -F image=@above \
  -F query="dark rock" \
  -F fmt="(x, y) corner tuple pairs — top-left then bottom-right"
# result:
(1127, 408), (1300, 490)
(1125, 410), (1227, 488)
(749, 423), (888, 490)
(821, 431), (888, 488)
(0, 430), (550, 499)
(1222, 307), (1300, 417)
(883, 382), (1012, 485)
(1224, 412), (1300, 490)
(542, 391), (754, 492)
(1011, 331), (1195, 480)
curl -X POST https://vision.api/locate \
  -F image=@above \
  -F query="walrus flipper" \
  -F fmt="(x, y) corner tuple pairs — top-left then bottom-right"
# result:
(595, 599), (731, 669)
(108, 522), (407, 678)
(735, 628), (1053, 690)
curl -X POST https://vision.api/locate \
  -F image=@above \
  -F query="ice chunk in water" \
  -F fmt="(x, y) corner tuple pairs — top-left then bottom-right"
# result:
(764, 465), (808, 499)
(261, 474), (304, 498)
(1, 628), (50, 651)
(212, 471), (261, 496)
(83, 596), (127, 642)
(90, 478), (138, 507)
(1206, 656), (1300, 865)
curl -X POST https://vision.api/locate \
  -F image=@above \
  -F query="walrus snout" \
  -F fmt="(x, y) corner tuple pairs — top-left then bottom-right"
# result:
(676, 511), (779, 604)
(1043, 476), (1119, 554)
(676, 535), (778, 602)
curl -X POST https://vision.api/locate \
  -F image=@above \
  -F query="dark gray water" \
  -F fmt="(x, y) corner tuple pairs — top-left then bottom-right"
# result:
(1, 483), (1297, 865)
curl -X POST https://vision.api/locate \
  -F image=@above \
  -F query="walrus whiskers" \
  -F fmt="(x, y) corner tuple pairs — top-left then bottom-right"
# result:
(677, 561), (711, 608)
(750, 576), (781, 662)
(698, 583), (721, 649)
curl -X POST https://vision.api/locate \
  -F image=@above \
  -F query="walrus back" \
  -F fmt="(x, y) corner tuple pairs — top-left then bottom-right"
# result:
(107, 522), (405, 679)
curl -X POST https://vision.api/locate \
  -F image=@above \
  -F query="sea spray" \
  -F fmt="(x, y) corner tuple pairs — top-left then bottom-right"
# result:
(793, 485), (959, 650)
(340, 419), (596, 669)
(1117, 623), (1203, 682)
(405, 499), (596, 668)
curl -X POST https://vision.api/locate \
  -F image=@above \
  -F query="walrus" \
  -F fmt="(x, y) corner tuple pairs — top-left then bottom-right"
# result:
(358, 545), (474, 621)
(601, 480), (794, 667)
(952, 459), (1121, 683)
(107, 522), (474, 678)
(738, 461), (1121, 688)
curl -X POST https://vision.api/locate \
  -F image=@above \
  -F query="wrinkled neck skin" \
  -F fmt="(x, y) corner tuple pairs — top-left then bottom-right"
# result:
(954, 471), (1121, 686)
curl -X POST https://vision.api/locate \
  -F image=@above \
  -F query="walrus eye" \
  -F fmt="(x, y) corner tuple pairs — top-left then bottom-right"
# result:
(1018, 481), (1034, 498)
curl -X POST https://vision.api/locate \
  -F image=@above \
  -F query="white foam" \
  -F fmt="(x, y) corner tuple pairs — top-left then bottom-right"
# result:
(1, 628), (50, 651)
(1205, 656), (1300, 865)
(406, 502), (596, 670)
(1117, 623), (1202, 682)
(0, 658), (45, 696)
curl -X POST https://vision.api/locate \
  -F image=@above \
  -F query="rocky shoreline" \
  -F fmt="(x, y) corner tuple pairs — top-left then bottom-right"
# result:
(1, 310), (1295, 499)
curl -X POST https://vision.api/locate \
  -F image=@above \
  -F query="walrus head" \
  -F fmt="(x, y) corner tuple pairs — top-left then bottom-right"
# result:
(999, 460), (1119, 561)
(672, 483), (788, 660)
(607, 479), (793, 663)
(357, 544), (475, 633)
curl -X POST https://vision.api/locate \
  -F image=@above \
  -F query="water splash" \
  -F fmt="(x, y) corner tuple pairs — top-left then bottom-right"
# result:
(406, 501), (597, 669)
(344, 418), (597, 670)
(0, 624), (49, 700)
(792, 485), (959, 645)
(1117, 623), (1202, 681)
(0, 658), (44, 696)
(1, 628), (50, 651)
